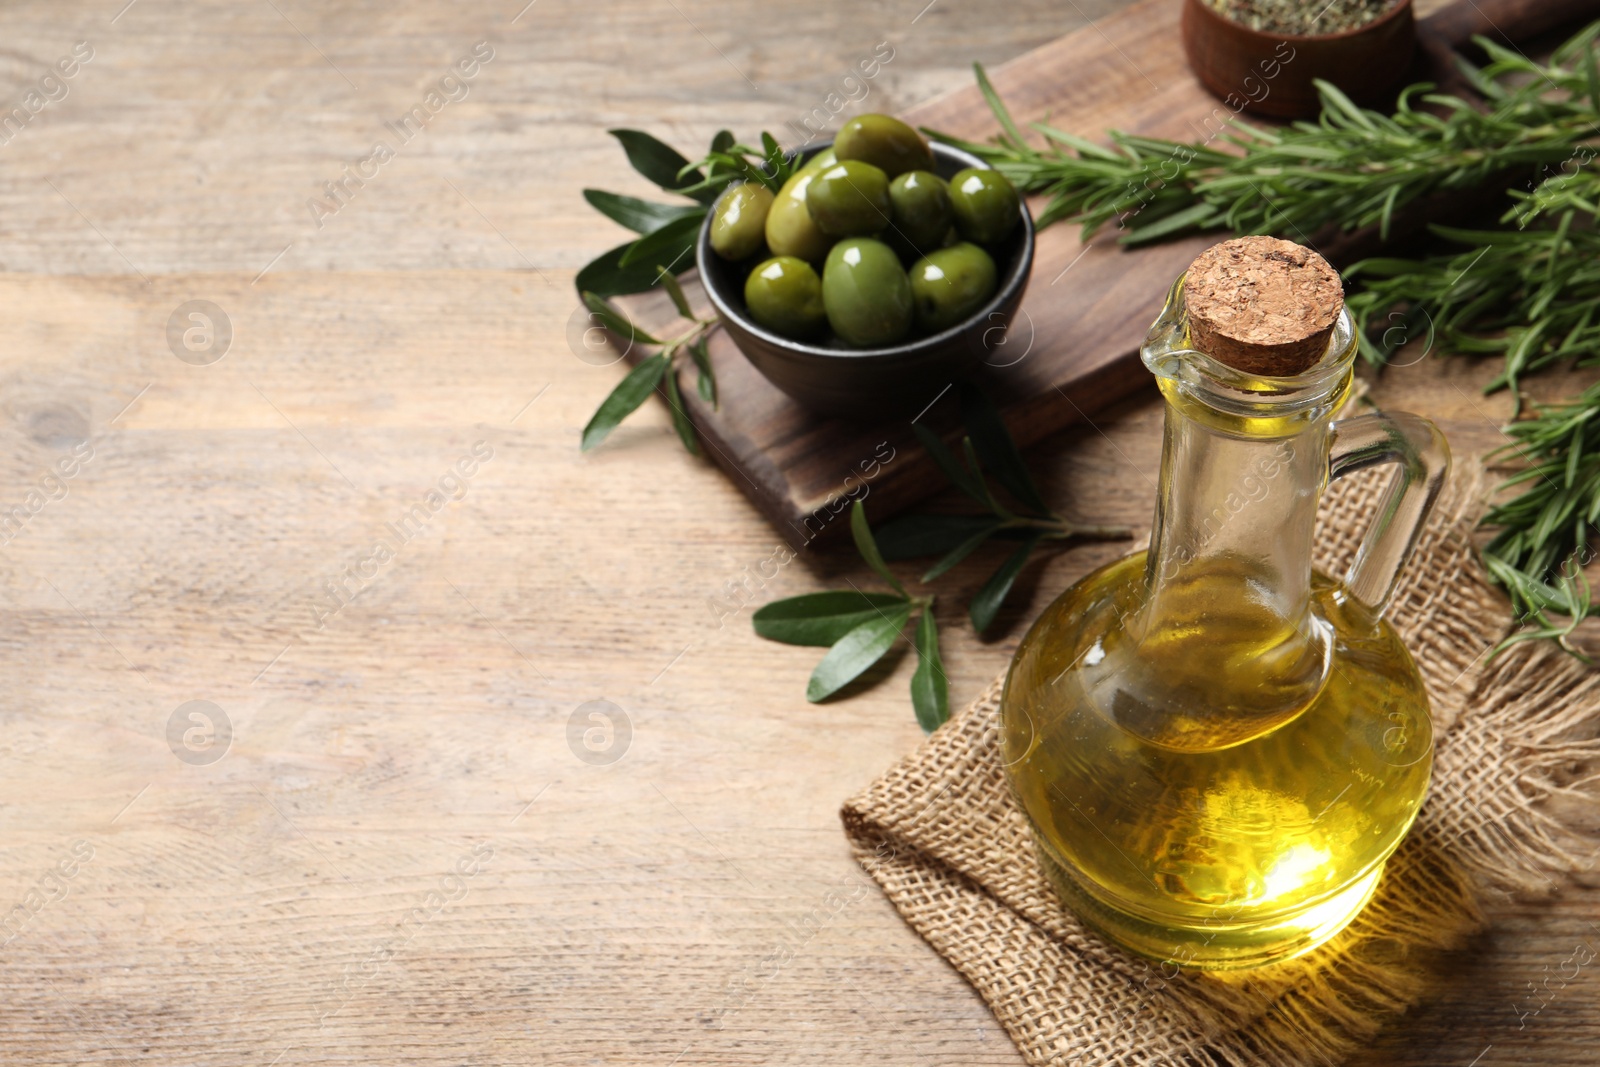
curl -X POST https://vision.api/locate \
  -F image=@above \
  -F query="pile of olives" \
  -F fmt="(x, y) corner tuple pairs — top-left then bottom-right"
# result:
(707, 113), (1021, 348)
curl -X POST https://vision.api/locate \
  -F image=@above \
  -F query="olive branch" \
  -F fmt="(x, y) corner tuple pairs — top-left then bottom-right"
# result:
(576, 128), (804, 455)
(753, 385), (1130, 731)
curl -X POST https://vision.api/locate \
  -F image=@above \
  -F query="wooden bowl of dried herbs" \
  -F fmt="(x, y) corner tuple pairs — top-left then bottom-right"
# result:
(1181, 0), (1416, 119)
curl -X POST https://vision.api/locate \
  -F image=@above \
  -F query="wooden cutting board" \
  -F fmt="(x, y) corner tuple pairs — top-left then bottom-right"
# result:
(606, 0), (1561, 551)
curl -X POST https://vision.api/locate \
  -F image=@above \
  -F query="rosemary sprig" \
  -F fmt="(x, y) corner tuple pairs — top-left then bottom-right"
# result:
(1342, 218), (1600, 652)
(1344, 219), (1600, 405)
(1484, 554), (1594, 663)
(928, 26), (1600, 246)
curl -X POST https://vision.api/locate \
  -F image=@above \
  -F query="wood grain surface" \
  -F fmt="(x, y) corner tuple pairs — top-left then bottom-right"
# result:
(0, 2), (1594, 1066)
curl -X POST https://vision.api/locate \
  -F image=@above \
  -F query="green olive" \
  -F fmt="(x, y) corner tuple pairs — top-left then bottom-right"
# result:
(805, 161), (891, 238)
(764, 149), (836, 262)
(822, 238), (912, 347)
(949, 167), (1021, 244)
(833, 114), (935, 178)
(909, 242), (998, 333)
(886, 170), (951, 259)
(709, 182), (775, 261)
(795, 146), (838, 180)
(744, 256), (827, 340)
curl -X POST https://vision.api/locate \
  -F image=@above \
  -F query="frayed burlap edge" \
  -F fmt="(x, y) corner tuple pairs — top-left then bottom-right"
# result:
(841, 462), (1600, 1067)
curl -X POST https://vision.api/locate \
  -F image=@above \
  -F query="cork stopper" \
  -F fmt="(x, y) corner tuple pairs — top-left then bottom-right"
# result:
(1184, 236), (1343, 377)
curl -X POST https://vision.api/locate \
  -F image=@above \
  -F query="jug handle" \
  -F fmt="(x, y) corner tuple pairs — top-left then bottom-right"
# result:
(1327, 412), (1451, 616)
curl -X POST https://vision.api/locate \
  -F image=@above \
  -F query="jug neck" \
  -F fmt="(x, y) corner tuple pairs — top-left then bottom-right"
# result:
(1141, 402), (1329, 633)
(1137, 275), (1358, 619)
(1117, 277), (1358, 741)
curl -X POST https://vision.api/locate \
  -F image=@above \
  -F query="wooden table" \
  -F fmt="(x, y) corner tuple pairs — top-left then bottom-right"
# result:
(0, 1), (1594, 1064)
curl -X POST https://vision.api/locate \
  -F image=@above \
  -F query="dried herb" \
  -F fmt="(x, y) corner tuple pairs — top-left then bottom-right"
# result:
(1203, 0), (1400, 36)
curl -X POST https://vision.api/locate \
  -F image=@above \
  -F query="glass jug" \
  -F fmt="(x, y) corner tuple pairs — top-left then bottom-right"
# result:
(1000, 273), (1449, 970)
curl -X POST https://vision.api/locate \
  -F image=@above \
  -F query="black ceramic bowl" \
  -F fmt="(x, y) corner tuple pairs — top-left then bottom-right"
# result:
(696, 141), (1035, 419)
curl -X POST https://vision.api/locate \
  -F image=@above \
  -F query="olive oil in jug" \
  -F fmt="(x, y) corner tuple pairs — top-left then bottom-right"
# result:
(1001, 238), (1449, 969)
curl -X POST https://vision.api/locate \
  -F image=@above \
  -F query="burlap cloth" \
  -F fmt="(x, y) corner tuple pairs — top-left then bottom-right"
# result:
(842, 463), (1600, 1066)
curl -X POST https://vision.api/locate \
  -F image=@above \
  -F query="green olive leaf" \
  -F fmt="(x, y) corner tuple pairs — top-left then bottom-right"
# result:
(608, 128), (716, 202)
(618, 213), (706, 269)
(959, 384), (1051, 517)
(662, 363), (699, 455)
(759, 131), (794, 188)
(921, 521), (1005, 582)
(575, 242), (677, 299)
(582, 190), (704, 235)
(806, 603), (913, 702)
(688, 338), (717, 406)
(912, 424), (988, 505)
(753, 591), (910, 646)
(910, 609), (949, 733)
(875, 513), (1003, 561)
(657, 268), (696, 321)
(698, 153), (767, 193)
(970, 532), (1043, 633)
(581, 292), (661, 346)
(960, 437), (1005, 515)
(580, 353), (670, 452)
(675, 171), (743, 200)
(701, 150), (746, 175)
(710, 129), (736, 154)
(850, 500), (906, 597)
